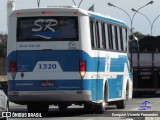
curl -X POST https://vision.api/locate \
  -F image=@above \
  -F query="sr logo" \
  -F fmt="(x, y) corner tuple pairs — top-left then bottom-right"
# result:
(32, 19), (58, 32)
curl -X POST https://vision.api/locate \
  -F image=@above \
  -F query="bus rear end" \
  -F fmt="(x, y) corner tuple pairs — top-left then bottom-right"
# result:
(7, 8), (91, 111)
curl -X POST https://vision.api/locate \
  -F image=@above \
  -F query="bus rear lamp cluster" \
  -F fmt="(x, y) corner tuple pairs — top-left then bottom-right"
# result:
(10, 61), (17, 79)
(11, 61), (17, 73)
(79, 61), (86, 78)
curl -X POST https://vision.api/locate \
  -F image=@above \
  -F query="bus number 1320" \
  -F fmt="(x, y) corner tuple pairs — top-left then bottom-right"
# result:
(39, 64), (57, 69)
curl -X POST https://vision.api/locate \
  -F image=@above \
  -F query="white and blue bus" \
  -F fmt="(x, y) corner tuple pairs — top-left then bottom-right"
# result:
(7, 6), (132, 113)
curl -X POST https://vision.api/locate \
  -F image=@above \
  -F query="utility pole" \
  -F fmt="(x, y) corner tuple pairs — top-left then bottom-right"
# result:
(37, 0), (40, 8)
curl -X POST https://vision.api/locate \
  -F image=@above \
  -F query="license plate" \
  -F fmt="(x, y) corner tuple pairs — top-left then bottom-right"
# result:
(141, 76), (151, 80)
(41, 81), (54, 87)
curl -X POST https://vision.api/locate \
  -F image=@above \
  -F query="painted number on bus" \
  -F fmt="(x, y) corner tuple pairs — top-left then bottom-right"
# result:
(39, 64), (57, 69)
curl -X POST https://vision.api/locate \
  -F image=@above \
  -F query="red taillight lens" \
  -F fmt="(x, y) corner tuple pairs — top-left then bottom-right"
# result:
(80, 61), (86, 78)
(80, 61), (86, 71)
(11, 61), (17, 72)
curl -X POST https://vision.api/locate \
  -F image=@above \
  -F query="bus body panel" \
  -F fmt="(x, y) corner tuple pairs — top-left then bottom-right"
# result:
(7, 7), (132, 106)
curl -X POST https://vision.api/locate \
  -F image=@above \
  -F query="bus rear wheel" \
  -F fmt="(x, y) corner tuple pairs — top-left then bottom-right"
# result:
(58, 104), (68, 110)
(116, 100), (126, 109)
(27, 104), (49, 113)
(116, 86), (128, 109)
(84, 103), (94, 113)
(94, 102), (105, 114)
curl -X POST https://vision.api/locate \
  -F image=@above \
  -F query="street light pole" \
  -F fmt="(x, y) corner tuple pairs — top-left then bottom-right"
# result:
(131, 1), (154, 34)
(108, 3), (132, 28)
(131, 8), (152, 35)
(130, 1), (153, 69)
(108, 1), (154, 70)
(131, 10), (160, 36)
(108, 1), (153, 34)
(151, 15), (160, 36)
(37, 0), (40, 8)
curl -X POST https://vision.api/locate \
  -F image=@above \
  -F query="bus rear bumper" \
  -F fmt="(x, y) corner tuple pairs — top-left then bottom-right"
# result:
(8, 90), (92, 102)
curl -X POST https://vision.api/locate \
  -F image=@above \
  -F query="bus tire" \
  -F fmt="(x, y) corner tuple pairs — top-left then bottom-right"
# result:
(84, 103), (94, 113)
(41, 104), (49, 113)
(94, 102), (105, 114)
(27, 104), (49, 113)
(116, 84), (128, 109)
(27, 104), (36, 112)
(116, 100), (126, 109)
(58, 104), (68, 110)
(126, 81), (129, 100)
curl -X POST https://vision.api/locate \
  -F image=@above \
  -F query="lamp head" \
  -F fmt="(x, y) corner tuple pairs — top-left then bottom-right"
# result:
(147, 0), (154, 5)
(131, 8), (136, 12)
(108, 3), (115, 7)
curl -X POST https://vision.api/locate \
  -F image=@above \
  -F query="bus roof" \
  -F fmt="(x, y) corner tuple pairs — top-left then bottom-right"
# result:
(10, 6), (127, 27)
(78, 7), (127, 26)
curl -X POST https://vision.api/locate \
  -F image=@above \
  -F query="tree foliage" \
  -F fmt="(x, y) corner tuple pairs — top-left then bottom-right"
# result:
(133, 31), (146, 40)
(0, 33), (7, 57)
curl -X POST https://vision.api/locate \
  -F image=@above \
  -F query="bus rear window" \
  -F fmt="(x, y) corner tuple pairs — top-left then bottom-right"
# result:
(17, 17), (78, 41)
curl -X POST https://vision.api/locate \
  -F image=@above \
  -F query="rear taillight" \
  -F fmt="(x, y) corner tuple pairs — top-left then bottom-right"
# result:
(11, 61), (17, 72)
(80, 61), (86, 78)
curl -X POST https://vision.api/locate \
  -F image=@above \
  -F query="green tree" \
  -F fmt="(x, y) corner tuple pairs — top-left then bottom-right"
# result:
(133, 31), (146, 40)
(0, 33), (7, 57)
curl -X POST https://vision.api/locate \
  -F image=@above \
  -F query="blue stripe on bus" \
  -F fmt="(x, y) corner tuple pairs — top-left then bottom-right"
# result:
(8, 50), (81, 72)
(7, 50), (131, 79)
(8, 76), (125, 100)
(8, 79), (93, 91)
(89, 14), (126, 26)
(110, 55), (127, 72)
(81, 51), (105, 72)
(92, 79), (104, 101)
(108, 75), (123, 99)
(7, 50), (106, 72)
(8, 79), (104, 101)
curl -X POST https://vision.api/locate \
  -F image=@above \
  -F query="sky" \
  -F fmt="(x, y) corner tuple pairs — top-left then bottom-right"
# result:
(0, 0), (160, 36)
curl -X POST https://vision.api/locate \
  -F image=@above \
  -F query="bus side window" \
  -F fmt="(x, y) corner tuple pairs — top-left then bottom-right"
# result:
(91, 20), (97, 48)
(114, 26), (119, 51)
(96, 21), (100, 48)
(126, 28), (131, 53)
(122, 28), (127, 52)
(117, 26), (122, 51)
(101, 22), (106, 49)
(104, 23), (110, 49)
(108, 24), (113, 50)
(111, 25), (116, 50)
(90, 20), (94, 48)
(119, 27), (124, 51)
(98, 21), (104, 49)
